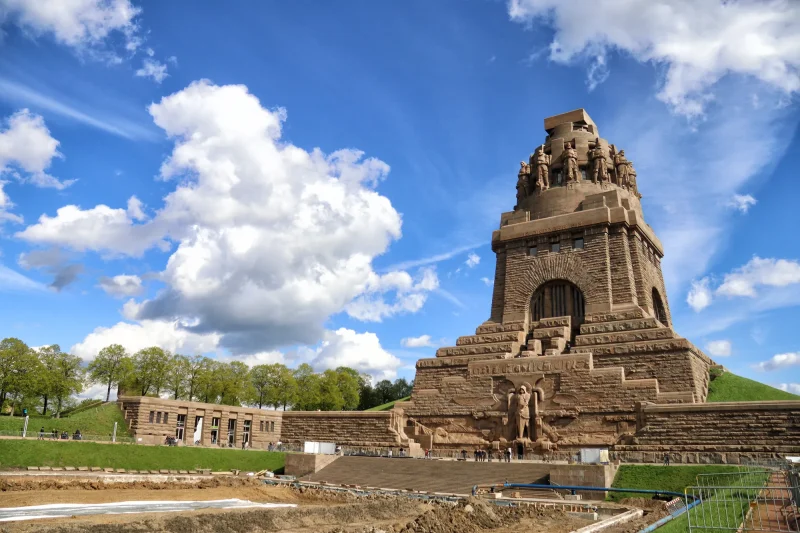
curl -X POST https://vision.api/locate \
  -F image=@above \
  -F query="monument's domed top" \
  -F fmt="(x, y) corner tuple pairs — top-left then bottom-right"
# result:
(515, 109), (642, 220)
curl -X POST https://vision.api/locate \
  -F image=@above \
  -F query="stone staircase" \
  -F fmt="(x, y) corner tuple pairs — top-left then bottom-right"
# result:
(435, 325), (527, 360)
(302, 456), (556, 496)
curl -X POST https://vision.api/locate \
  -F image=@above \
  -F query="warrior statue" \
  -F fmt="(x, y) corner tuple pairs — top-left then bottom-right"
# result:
(532, 145), (551, 190)
(516, 161), (531, 206)
(613, 148), (630, 189)
(515, 385), (532, 440)
(590, 138), (609, 183)
(627, 161), (641, 198)
(562, 141), (579, 183)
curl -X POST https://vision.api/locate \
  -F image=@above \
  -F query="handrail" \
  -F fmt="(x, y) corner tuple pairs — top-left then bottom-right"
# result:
(471, 482), (697, 502)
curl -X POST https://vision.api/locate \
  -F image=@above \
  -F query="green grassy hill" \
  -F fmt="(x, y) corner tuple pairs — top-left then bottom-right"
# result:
(0, 403), (130, 437)
(365, 396), (411, 411)
(0, 440), (285, 472)
(706, 371), (800, 402)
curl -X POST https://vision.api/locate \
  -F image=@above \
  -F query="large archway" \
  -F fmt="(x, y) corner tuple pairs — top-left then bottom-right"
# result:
(530, 280), (585, 340)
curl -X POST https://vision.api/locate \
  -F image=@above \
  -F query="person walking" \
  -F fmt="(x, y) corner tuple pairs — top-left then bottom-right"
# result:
(663, 453), (670, 466)
(38, 427), (45, 440)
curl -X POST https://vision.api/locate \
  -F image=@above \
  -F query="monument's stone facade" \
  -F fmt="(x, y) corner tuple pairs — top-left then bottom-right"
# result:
(120, 110), (800, 464)
(392, 109), (800, 462)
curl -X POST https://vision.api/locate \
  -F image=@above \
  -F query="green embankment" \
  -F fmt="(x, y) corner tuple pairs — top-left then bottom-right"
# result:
(365, 396), (411, 411)
(610, 465), (761, 533)
(0, 440), (285, 472)
(609, 465), (741, 502)
(0, 403), (130, 437)
(706, 372), (800, 402)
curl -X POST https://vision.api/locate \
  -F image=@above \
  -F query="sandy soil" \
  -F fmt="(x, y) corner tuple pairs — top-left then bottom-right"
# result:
(0, 476), (592, 533)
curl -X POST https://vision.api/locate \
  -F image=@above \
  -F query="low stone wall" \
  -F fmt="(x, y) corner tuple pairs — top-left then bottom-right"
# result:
(280, 411), (402, 447)
(549, 463), (617, 499)
(616, 400), (800, 463)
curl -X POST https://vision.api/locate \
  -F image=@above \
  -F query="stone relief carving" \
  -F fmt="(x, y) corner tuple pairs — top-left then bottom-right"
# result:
(590, 138), (609, 183)
(532, 145), (551, 191)
(562, 141), (579, 182)
(612, 147), (630, 189)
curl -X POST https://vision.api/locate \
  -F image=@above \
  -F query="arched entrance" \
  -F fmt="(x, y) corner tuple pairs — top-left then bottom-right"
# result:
(652, 288), (668, 325)
(530, 280), (585, 340)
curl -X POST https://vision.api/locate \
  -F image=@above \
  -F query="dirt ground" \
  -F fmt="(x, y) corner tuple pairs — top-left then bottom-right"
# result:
(0, 476), (594, 533)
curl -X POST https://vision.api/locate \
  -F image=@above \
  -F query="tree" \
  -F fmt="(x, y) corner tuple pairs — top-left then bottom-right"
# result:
(391, 378), (413, 400)
(249, 365), (272, 409)
(129, 347), (171, 396)
(195, 358), (221, 403)
(185, 355), (207, 401)
(87, 344), (132, 401)
(0, 337), (41, 415)
(292, 363), (321, 410)
(266, 363), (297, 410)
(218, 361), (251, 406)
(373, 379), (394, 405)
(334, 367), (361, 410)
(318, 370), (345, 410)
(165, 354), (190, 400)
(37, 345), (84, 416)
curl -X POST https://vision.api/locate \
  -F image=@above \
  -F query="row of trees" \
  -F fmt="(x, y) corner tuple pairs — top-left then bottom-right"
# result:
(0, 338), (413, 416)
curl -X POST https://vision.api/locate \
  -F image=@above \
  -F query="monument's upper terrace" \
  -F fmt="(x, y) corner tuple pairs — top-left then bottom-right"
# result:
(512, 108), (644, 223)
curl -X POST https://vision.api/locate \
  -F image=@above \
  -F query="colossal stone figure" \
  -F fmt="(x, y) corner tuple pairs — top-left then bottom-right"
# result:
(532, 145), (551, 190)
(516, 161), (531, 206)
(614, 149), (630, 189)
(515, 385), (532, 440)
(563, 141), (579, 183)
(627, 161), (642, 198)
(590, 138), (609, 183)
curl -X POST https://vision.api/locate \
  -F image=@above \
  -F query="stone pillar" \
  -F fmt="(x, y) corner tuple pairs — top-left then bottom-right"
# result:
(608, 226), (638, 309)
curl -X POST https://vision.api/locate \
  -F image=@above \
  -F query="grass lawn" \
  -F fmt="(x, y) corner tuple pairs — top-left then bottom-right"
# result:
(706, 372), (800, 402)
(609, 465), (742, 502)
(0, 440), (285, 472)
(365, 396), (410, 411)
(0, 403), (130, 437)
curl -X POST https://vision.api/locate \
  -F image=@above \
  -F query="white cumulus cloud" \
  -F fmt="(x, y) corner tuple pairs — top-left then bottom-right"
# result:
(777, 383), (800, 395)
(727, 194), (757, 213)
(481, 276), (493, 287)
(401, 334), (434, 348)
(309, 328), (401, 380)
(0, 0), (142, 52)
(687, 277), (713, 312)
(70, 319), (221, 361)
(98, 274), (143, 297)
(753, 352), (800, 372)
(27, 80), (434, 354)
(717, 257), (800, 298)
(705, 340), (732, 357)
(466, 252), (480, 268)
(0, 109), (73, 189)
(508, 0), (800, 116)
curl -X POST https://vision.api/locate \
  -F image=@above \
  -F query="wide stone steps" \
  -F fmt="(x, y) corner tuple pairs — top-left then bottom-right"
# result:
(303, 456), (551, 496)
(574, 327), (675, 346)
(456, 331), (527, 346)
(437, 342), (520, 358)
(584, 337), (692, 355)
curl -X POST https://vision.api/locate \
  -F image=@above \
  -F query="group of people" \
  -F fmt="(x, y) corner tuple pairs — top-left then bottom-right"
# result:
(38, 428), (81, 440)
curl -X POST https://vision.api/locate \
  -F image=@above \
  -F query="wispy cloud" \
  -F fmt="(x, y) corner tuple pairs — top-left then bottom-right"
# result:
(0, 78), (157, 141)
(0, 264), (46, 292)
(435, 287), (466, 309)
(382, 243), (482, 272)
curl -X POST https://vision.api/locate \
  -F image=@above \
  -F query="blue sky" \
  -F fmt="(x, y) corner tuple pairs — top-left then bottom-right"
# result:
(0, 0), (799, 397)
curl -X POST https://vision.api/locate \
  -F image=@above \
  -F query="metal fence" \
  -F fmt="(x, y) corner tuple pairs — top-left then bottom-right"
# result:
(0, 430), (135, 444)
(685, 464), (799, 533)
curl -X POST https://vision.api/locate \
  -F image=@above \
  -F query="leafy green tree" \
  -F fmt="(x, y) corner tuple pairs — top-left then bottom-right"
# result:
(185, 355), (207, 401)
(129, 347), (171, 396)
(249, 364), (272, 408)
(391, 378), (413, 400)
(165, 354), (190, 400)
(218, 361), (251, 406)
(0, 338), (34, 410)
(266, 363), (298, 410)
(318, 370), (345, 410)
(292, 363), (321, 410)
(334, 367), (361, 410)
(87, 344), (132, 401)
(195, 358), (222, 403)
(38, 346), (84, 415)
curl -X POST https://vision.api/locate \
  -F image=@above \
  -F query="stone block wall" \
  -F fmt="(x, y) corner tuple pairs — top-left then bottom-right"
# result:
(280, 411), (402, 447)
(593, 350), (711, 398)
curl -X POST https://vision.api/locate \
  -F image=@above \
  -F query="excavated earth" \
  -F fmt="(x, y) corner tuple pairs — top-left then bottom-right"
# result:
(0, 476), (593, 533)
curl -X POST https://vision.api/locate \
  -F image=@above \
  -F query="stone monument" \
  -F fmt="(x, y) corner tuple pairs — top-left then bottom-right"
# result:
(391, 109), (800, 463)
